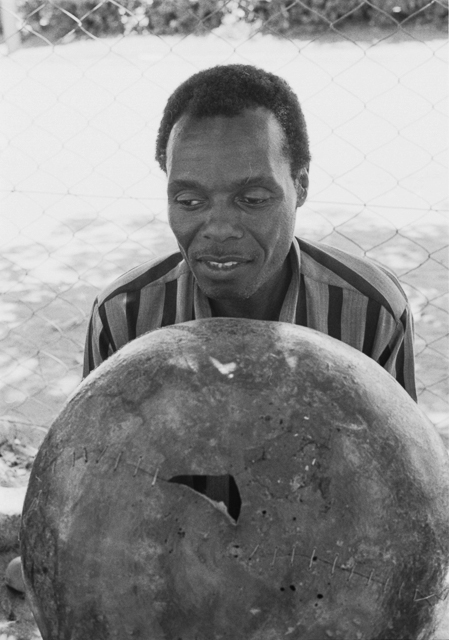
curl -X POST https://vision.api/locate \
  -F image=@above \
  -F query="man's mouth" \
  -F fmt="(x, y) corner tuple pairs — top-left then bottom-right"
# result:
(197, 256), (251, 272)
(204, 260), (240, 270)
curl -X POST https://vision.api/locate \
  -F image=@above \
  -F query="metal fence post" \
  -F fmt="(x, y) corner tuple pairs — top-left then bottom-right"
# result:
(0, 0), (21, 53)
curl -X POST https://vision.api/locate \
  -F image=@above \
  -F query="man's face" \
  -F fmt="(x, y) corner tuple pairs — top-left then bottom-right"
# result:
(166, 107), (307, 303)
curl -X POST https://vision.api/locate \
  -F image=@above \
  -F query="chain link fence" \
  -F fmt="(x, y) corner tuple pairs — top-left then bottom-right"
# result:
(1, 0), (448, 451)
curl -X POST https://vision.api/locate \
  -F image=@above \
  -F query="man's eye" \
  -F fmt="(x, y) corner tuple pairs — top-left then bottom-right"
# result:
(238, 188), (272, 206)
(175, 198), (203, 207)
(239, 196), (270, 206)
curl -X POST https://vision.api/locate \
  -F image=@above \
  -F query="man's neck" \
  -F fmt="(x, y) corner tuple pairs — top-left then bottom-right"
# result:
(208, 258), (292, 322)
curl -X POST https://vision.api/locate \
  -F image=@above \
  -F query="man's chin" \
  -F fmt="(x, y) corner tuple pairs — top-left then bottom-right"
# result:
(195, 279), (254, 302)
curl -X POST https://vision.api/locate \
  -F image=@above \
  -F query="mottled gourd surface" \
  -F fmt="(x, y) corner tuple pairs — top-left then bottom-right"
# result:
(21, 319), (449, 640)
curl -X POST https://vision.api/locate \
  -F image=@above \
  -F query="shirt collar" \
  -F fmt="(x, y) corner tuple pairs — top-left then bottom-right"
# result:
(192, 238), (301, 323)
(278, 237), (301, 323)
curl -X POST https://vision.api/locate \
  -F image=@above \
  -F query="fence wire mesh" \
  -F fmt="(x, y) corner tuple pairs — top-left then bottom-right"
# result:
(0, 0), (448, 450)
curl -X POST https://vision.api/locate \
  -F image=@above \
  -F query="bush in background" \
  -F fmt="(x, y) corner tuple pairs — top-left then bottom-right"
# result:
(10, 0), (223, 42)
(1, 0), (448, 44)
(242, 0), (448, 32)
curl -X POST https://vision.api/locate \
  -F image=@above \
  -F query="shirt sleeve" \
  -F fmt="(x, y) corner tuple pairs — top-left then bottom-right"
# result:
(377, 303), (417, 402)
(82, 298), (115, 378)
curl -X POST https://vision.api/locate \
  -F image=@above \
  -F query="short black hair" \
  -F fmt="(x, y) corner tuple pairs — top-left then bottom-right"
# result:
(155, 64), (311, 177)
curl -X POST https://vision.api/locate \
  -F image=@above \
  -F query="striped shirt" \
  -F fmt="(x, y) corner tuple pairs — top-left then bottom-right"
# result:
(83, 237), (417, 400)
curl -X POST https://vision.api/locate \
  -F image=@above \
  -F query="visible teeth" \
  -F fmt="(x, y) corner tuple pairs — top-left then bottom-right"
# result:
(208, 261), (238, 268)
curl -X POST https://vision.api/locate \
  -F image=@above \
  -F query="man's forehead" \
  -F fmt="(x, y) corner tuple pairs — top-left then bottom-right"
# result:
(166, 107), (286, 172)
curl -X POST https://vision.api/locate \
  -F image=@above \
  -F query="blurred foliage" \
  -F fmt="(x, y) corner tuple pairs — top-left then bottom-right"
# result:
(248, 0), (448, 31)
(1, 0), (447, 42)
(11, 0), (223, 41)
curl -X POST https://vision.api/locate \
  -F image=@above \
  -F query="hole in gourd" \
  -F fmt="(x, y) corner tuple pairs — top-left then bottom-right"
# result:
(169, 474), (242, 522)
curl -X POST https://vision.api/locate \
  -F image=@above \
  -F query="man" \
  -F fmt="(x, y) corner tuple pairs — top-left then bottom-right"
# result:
(83, 64), (416, 401)
(5, 63), (418, 600)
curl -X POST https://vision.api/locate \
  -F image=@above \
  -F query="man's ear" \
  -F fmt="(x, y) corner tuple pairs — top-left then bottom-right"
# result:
(294, 165), (309, 208)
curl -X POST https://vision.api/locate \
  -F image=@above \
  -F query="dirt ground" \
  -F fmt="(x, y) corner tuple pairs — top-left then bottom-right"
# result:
(0, 440), (39, 640)
(0, 521), (40, 640)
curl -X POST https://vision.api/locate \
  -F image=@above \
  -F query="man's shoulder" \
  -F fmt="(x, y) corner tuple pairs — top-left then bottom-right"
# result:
(297, 237), (408, 320)
(97, 251), (187, 307)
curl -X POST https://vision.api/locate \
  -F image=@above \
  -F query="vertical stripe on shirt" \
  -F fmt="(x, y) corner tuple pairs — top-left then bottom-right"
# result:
(175, 271), (195, 324)
(362, 298), (381, 357)
(304, 278), (329, 335)
(395, 340), (406, 390)
(98, 303), (116, 359)
(161, 280), (178, 327)
(135, 284), (166, 336)
(98, 328), (110, 362)
(340, 290), (368, 352)
(327, 285), (343, 340)
(378, 342), (392, 368)
(125, 289), (141, 341)
(295, 274), (308, 326)
(85, 309), (95, 376)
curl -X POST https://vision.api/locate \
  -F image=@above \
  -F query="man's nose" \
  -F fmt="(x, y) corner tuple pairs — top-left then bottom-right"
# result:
(201, 202), (244, 242)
